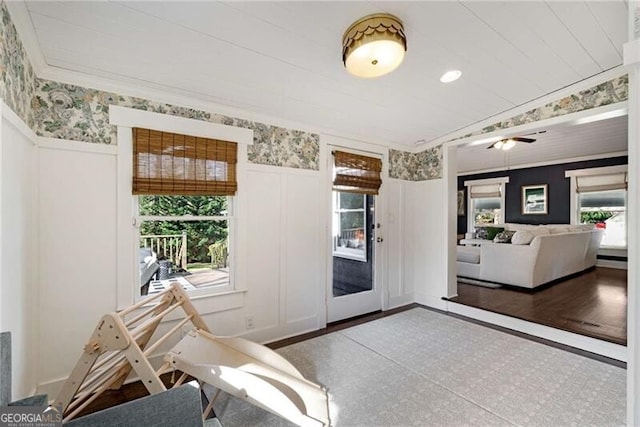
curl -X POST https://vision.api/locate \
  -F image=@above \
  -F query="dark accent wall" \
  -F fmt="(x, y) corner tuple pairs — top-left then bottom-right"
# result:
(457, 156), (628, 235)
(333, 195), (374, 296)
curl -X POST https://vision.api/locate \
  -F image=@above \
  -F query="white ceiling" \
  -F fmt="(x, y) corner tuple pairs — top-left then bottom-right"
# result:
(21, 1), (628, 150)
(457, 114), (628, 174)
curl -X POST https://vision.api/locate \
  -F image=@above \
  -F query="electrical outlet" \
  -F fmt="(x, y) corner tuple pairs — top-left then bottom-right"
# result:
(245, 315), (255, 330)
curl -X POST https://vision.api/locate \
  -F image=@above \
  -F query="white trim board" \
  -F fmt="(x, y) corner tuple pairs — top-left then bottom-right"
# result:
(109, 105), (253, 145)
(37, 137), (118, 155)
(458, 151), (628, 176)
(446, 301), (627, 362)
(0, 101), (38, 144)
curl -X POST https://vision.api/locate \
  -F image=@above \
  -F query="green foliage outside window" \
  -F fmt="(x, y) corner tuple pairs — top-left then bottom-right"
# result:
(139, 195), (228, 264)
(580, 210), (614, 224)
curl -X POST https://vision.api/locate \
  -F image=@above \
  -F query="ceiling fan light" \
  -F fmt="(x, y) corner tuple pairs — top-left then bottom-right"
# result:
(502, 139), (516, 150)
(493, 140), (504, 150)
(342, 13), (407, 78)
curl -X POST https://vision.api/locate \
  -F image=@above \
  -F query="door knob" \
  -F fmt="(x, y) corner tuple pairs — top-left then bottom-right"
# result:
(376, 237), (384, 243)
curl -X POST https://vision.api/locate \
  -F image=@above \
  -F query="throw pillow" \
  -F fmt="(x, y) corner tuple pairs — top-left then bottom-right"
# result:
(511, 230), (534, 245)
(484, 226), (505, 240)
(493, 231), (515, 243)
(475, 228), (489, 240)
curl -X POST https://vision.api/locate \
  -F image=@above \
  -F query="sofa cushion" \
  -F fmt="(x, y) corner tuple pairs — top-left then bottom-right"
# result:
(511, 230), (534, 245)
(501, 223), (538, 231)
(493, 231), (515, 243)
(549, 227), (570, 234)
(477, 226), (504, 240)
(457, 246), (480, 264)
(531, 227), (551, 236)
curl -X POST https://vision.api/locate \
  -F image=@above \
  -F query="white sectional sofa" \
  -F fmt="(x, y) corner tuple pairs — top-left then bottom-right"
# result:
(457, 224), (604, 289)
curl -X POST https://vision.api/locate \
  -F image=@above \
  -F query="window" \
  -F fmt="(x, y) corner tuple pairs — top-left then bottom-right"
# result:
(332, 192), (367, 261)
(132, 128), (238, 297)
(464, 177), (509, 231)
(567, 165), (627, 249)
(578, 190), (626, 248)
(471, 197), (502, 227)
(136, 195), (232, 296)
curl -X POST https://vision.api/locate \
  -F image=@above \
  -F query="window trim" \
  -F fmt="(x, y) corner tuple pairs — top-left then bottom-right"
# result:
(464, 177), (509, 232)
(111, 105), (252, 311)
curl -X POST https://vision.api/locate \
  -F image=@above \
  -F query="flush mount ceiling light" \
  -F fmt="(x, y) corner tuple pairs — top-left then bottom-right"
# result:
(440, 70), (462, 83)
(342, 13), (407, 78)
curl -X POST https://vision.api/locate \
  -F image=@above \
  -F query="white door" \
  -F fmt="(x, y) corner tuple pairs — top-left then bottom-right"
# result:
(327, 148), (384, 322)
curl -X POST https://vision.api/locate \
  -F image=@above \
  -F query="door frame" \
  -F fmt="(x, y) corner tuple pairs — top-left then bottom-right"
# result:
(321, 136), (388, 323)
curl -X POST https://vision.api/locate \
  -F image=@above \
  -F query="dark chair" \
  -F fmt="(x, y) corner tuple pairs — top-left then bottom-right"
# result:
(66, 384), (221, 427)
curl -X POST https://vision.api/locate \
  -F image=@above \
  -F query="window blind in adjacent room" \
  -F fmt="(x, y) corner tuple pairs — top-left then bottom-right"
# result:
(132, 128), (237, 196)
(469, 183), (501, 198)
(576, 172), (627, 193)
(332, 150), (382, 195)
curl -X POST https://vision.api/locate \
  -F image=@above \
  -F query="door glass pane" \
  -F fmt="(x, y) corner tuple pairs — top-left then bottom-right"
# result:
(332, 193), (374, 297)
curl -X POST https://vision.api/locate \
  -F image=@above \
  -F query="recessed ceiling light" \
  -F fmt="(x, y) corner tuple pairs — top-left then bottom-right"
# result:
(440, 70), (462, 83)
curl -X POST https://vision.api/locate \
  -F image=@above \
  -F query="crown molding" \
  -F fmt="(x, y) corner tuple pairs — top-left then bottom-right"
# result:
(422, 65), (630, 149)
(37, 65), (410, 152)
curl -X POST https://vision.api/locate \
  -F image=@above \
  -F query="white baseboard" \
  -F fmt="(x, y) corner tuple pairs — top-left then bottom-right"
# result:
(597, 259), (628, 270)
(415, 292), (448, 311)
(387, 294), (415, 310)
(446, 301), (627, 362)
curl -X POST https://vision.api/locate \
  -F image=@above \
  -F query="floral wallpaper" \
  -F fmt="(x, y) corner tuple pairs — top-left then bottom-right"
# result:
(33, 79), (320, 170)
(451, 74), (629, 142)
(0, 1), (36, 128)
(389, 146), (442, 181)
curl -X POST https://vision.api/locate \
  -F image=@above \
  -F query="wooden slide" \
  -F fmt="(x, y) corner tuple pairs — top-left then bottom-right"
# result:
(54, 283), (330, 426)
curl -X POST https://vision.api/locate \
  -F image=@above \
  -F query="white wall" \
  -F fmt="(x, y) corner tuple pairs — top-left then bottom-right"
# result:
(35, 144), (325, 396)
(386, 178), (414, 308)
(0, 109), (37, 399)
(409, 179), (449, 310)
(37, 143), (118, 390)
(385, 177), (448, 311)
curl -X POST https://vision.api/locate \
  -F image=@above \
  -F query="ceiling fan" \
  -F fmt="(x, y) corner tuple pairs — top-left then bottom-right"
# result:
(486, 130), (547, 150)
(487, 136), (536, 150)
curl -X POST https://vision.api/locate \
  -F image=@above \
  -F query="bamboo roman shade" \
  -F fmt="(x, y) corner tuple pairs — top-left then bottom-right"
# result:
(332, 151), (382, 195)
(132, 128), (237, 196)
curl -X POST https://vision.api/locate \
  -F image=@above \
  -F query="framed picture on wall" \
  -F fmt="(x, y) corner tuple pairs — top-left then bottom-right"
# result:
(457, 190), (465, 216)
(522, 184), (548, 215)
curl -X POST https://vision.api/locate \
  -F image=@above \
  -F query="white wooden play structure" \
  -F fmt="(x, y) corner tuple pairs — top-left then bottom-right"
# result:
(54, 283), (330, 426)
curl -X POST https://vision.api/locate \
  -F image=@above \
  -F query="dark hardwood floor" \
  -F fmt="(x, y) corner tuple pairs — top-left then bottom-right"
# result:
(449, 267), (627, 345)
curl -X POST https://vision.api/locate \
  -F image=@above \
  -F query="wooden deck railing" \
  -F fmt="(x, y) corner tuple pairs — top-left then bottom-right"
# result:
(140, 232), (187, 270)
